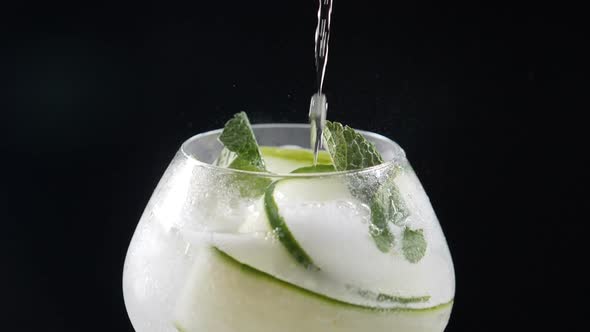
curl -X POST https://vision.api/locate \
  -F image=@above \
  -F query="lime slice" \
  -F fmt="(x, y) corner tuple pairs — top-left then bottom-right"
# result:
(173, 247), (453, 332)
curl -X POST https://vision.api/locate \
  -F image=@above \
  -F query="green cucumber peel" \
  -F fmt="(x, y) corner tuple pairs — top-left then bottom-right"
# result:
(260, 146), (333, 165)
(213, 247), (451, 312)
(290, 164), (336, 174)
(264, 181), (319, 270)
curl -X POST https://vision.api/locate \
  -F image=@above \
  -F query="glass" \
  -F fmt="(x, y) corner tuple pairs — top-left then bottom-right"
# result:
(123, 124), (455, 332)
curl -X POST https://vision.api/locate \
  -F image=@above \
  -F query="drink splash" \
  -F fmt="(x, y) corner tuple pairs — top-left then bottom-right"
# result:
(309, 0), (333, 165)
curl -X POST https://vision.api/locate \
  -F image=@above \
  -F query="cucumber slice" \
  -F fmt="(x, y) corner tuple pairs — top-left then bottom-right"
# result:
(266, 177), (454, 307)
(175, 169), (454, 315)
(260, 146), (332, 173)
(291, 164), (336, 173)
(173, 247), (453, 332)
(264, 181), (318, 270)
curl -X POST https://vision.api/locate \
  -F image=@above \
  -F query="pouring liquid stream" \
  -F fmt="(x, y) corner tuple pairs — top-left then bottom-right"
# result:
(309, 0), (333, 165)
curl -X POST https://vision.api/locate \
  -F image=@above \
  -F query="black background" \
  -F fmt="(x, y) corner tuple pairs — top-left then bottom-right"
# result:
(1, 0), (585, 331)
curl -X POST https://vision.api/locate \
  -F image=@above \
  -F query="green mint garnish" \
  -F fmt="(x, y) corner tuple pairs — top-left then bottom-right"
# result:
(215, 112), (270, 197)
(402, 228), (427, 263)
(372, 172), (410, 226)
(368, 195), (397, 252)
(217, 112), (266, 171)
(323, 121), (426, 262)
(323, 121), (383, 171)
(369, 167), (411, 253)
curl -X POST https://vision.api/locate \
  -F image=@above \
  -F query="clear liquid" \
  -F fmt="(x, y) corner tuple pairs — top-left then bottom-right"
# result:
(310, 0), (333, 164)
(315, 0), (333, 93)
(309, 93), (327, 165)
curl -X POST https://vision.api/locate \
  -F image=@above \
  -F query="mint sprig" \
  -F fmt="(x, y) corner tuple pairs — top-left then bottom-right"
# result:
(323, 121), (383, 171)
(215, 112), (270, 197)
(323, 121), (426, 262)
(369, 167), (411, 253)
(217, 112), (266, 171)
(369, 188), (397, 252)
(402, 228), (427, 263)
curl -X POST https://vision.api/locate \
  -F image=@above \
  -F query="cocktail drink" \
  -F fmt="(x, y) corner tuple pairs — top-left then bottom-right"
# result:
(123, 114), (455, 332)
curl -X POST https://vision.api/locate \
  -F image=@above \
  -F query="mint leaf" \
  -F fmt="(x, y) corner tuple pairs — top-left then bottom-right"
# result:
(373, 173), (426, 262)
(226, 157), (262, 171)
(369, 168), (410, 253)
(402, 228), (427, 263)
(217, 112), (266, 171)
(323, 121), (383, 171)
(369, 166), (411, 250)
(225, 158), (272, 198)
(215, 112), (270, 197)
(371, 166), (409, 225)
(322, 121), (424, 262)
(369, 193), (396, 253)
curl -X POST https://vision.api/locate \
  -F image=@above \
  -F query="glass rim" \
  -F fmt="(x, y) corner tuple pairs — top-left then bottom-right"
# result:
(180, 123), (406, 178)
